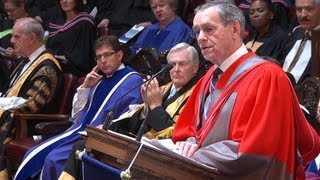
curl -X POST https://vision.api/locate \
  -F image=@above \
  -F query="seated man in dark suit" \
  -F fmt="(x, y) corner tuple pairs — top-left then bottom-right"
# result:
(0, 17), (62, 178)
(280, 0), (320, 85)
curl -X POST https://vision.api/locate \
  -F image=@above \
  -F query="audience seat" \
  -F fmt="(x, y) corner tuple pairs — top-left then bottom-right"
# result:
(123, 48), (172, 86)
(295, 77), (320, 135)
(5, 73), (83, 167)
(0, 56), (16, 75)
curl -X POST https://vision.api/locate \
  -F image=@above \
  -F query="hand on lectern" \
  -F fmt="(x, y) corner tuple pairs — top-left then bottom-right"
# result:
(175, 141), (199, 158)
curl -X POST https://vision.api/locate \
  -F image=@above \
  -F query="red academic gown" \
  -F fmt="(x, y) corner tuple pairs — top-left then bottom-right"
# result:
(173, 52), (320, 179)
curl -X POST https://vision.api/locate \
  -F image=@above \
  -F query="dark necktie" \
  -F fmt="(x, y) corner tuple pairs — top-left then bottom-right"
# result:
(8, 57), (29, 87)
(210, 67), (223, 92)
(287, 32), (311, 73)
(201, 67), (223, 126)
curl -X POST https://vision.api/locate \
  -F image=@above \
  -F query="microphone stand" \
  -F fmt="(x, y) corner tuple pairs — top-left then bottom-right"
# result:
(135, 78), (155, 142)
(135, 117), (147, 142)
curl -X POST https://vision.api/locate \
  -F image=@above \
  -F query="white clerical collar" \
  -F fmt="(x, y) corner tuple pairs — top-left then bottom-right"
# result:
(219, 44), (248, 72)
(20, 45), (46, 75)
(29, 45), (46, 62)
(106, 63), (125, 78)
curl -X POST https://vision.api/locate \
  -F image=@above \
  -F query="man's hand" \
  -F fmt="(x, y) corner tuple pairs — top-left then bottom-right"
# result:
(175, 141), (199, 158)
(96, 124), (103, 129)
(82, 65), (103, 88)
(4, 47), (19, 59)
(142, 78), (162, 110)
(98, 19), (109, 28)
(140, 77), (149, 106)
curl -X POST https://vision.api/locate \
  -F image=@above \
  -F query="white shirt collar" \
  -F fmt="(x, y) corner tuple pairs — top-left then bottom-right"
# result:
(118, 63), (125, 70)
(29, 45), (46, 62)
(219, 44), (248, 72)
(313, 24), (320, 31)
(20, 45), (46, 75)
(106, 63), (125, 78)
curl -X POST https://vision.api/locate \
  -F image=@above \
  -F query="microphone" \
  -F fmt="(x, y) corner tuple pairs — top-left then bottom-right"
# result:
(102, 64), (173, 131)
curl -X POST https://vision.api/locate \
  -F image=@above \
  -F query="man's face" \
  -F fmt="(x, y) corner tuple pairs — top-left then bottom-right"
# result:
(4, 2), (26, 21)
(168, 49), (198, 89)
(296, 0), (320, 30)
(193, 6), (235, 65)
(11, 22), (31, 57)
(95, 45), (122, 76)
(150, 0), (176, 22)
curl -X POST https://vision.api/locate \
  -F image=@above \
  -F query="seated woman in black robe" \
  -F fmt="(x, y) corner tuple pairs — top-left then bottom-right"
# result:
(46, 0), (96, 76)
(244, 0), (289, 61)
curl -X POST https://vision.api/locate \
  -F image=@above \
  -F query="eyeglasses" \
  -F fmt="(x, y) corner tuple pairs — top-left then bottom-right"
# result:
(95, 51), (117, 61)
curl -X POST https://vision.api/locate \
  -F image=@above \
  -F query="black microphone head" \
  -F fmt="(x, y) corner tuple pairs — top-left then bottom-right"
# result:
(102, 111), (113, 130)
(163, 64), (173, 71)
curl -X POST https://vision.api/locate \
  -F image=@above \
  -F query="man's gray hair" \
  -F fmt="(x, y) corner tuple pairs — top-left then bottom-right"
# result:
(16, 17), (44, 42)
(167, 42), (199, 64)
(195, 0), (245, 37)
(316, 0), (320, 5)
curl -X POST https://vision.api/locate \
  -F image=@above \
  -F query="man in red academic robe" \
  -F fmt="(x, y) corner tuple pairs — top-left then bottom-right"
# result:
(173, 1), (320, 179)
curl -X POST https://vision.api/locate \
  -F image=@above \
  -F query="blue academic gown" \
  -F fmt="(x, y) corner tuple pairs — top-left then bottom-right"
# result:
(14, 66), (143, 180)
(130, 17), (193, 55)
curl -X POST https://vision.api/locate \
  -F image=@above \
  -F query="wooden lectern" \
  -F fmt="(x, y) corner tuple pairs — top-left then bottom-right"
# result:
(85, 126), (219, 179)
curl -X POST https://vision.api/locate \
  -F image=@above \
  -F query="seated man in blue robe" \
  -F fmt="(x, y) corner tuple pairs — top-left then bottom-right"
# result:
(14, 35), (143, 180)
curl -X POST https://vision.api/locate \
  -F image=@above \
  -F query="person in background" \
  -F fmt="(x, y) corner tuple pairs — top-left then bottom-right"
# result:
(14, 35), (143, 180)
(0, 0), (31, 92)
(238, 0), (290, 35)
(57, 42), (200, 180)
(126, 42), (200, 139)
(244, 0), (288, 60)
(97, 0), (156, 38)
(280, 0), (320, 85)
(130, 0), (193, 55)
(172, 1), (320, 179)
(1, 0), (29, 49)
(25, 0), (57, 25)
(46, 0), (96, 77)
(0, 17), (61, 179)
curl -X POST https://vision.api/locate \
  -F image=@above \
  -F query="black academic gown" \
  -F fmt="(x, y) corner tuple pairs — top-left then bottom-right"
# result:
(239, 0), (290, 33)
(244, 26), (289, 61)
(0, 19), (13, 92)
(84, 0), (114, 25)
(46, 12), (97, 76)
(108, 0), (156, 37)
